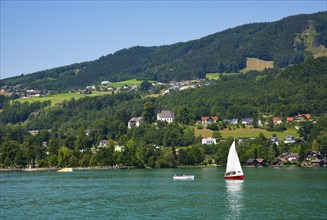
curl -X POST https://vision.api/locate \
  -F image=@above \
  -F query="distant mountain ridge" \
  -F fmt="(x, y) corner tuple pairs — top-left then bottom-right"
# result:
(1, 11), (326, 91)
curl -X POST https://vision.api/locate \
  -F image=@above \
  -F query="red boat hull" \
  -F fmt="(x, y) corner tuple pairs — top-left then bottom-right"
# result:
(224, 175), (244, 180)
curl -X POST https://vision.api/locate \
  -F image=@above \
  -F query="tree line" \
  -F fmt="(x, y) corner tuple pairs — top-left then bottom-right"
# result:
(0, 117), (326, 169)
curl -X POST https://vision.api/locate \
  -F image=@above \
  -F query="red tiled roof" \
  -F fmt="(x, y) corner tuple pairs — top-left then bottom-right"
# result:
(287, 117), (294, 122)
(201, 116), (218, 122)
(299, 114), (311, 119)
(273, 117), (282, 122)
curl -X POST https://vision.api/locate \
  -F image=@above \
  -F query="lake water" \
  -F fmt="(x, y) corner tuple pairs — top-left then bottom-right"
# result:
(1, 167), (326, 219)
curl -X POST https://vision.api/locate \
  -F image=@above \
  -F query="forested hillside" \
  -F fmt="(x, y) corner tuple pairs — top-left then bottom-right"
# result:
(0, 57), (326, 169)
(158, 57), (327, 118)
(1, 12), (326, 91)
(1, 57), (326, 126)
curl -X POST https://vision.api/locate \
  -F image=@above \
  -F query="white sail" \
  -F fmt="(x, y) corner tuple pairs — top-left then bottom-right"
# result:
(225, 141), (244, 176)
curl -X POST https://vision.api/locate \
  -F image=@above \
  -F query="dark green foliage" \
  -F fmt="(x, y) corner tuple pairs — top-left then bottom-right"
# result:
(177, 146), (205, 166)
(142, 102), (156, 123)
(207, 123), (219, 131)
(176, 106), (193, 125)
(140, 80), (152, 92)
(0, 95), (7, 109)
(0, 101), (51, 124)
(159, 57), (327, 118)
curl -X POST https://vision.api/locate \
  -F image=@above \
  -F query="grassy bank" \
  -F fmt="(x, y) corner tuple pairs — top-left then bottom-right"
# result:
(106, 79), (144, 88)
(17, 91), (112, 106)
(194, 126), (298, 140)
(15, 79), (148, 106)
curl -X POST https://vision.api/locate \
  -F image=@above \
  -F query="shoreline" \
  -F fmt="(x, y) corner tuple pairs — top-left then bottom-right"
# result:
(0, 164), (324, 172)
(0, 165), (218, 172)
(0, 166), (135, 172)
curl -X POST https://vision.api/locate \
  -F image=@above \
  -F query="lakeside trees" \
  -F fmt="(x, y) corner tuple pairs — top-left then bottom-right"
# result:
(0, 117), (326, 169)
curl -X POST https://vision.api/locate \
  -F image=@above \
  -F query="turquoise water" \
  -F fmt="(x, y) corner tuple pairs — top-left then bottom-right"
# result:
(1, 167), (326, 219)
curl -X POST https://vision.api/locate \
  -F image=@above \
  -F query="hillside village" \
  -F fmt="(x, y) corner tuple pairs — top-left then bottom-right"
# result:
(126, 110), (325, 167)
(0, 78), (207, 98)
(37, 108), (323, 168)
(1, 75), (325, 168)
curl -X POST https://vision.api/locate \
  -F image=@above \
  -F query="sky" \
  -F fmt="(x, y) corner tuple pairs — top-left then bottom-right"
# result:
(0, 1), (326, 79)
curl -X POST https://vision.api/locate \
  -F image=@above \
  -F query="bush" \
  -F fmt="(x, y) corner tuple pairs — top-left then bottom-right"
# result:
(207, 123), (219, 131)
(37, 159), (48, 168)
(213, 131), (222, 139)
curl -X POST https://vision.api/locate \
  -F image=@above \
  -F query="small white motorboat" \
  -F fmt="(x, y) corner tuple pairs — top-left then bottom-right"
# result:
(173, 174), (194, 180)
(57, 168), (73, 172)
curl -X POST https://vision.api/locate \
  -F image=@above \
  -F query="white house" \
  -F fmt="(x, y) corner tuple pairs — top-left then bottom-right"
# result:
(270, 137), (280, 145)
(284, 136), (295, 144)
(128, 117), (143, 129)
(287, 153), (299, 162)
(28, 130), (39, 136)
(242, 118), (253, 125)
(228, 119), (238, 125)
(86, 85), (96, 90)
(98, 140), (108, 148)
(114, 145), (124, 152)
(273, 117), (283, 125)
(157, 110), (175, 123)
(101, 81), (110, 85)
(26, 90), (42, 98)
(202, 137), (217, 145)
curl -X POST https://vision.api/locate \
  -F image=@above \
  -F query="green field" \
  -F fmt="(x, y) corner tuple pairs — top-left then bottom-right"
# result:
(17, 91), (112, 106)
(194, 126), (299, 140)
(205, 73), (220, 80)
(106, 79), (150, 88)
(205, 72), (240, 80)
(16, 79), (151, 106)
(242, 57), (274, 72)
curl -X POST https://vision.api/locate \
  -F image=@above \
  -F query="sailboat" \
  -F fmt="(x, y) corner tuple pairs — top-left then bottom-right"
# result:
(225, 141), (244, 180)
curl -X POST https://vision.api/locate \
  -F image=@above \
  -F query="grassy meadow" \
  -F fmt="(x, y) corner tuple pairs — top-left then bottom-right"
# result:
(242, 57), (274, 72)
(205, 73), (220, 80)
(194, 125), (298, 140)
(15, 79), (149, 106)
(106, 79), (152, 88)
(17, 91), (112, 106)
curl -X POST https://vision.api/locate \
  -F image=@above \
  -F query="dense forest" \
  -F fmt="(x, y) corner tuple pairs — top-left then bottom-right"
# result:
(159, 57), (327, 118)
(1, 12), (326, 91)
(0, 57), (326, 169)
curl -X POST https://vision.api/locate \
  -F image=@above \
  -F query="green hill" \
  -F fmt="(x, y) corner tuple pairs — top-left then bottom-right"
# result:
(1, 12), (326, 92)
(158, 57), (327, 117)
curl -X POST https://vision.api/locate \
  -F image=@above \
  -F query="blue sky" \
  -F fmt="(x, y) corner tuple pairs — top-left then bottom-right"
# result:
(1, 1), (326, 79)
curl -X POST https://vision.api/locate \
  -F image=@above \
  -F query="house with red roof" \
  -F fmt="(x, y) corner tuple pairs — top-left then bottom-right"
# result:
(273, 117), (283, 125)
(201, 116), (218, 124)
(287, 117), (294, 123)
